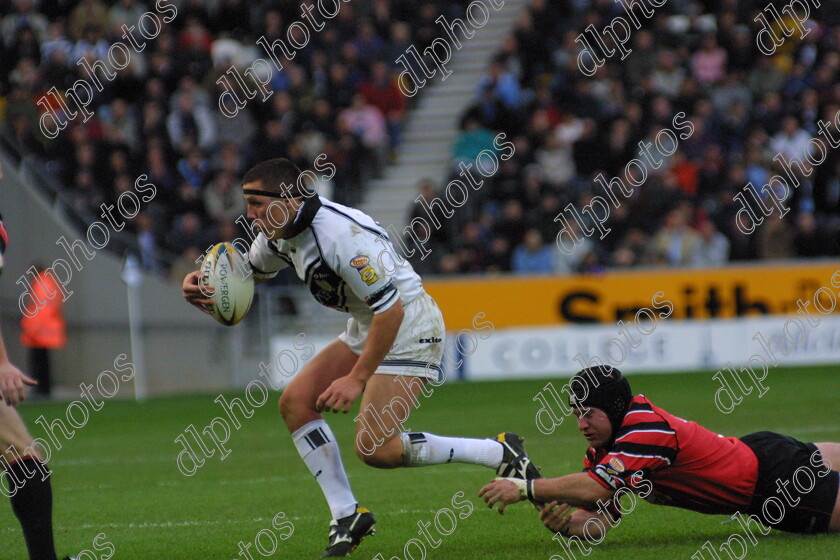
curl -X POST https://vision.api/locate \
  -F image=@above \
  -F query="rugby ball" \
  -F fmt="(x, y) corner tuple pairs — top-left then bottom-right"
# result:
(200, 242), (254, 326)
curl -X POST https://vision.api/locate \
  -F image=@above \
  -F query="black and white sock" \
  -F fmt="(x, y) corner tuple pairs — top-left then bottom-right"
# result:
(400, 432), (503, 468)
(292, 420), (357, 520)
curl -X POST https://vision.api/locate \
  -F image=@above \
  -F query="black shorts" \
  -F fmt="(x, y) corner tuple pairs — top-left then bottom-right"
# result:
(741, 431), (838, 534)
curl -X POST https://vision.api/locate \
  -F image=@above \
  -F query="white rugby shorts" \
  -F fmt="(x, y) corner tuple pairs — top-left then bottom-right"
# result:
(338, 291), (445, 381)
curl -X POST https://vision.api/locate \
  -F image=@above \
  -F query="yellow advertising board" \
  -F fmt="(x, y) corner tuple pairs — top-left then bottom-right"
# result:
(424, 262), (840, 330)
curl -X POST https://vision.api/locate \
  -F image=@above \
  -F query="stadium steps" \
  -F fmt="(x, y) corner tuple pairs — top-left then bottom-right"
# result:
(359, 0), (529, 233)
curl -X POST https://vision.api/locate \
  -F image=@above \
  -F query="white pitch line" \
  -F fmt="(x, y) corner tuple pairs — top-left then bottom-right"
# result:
(54, 449), (293, 467)
(60, 465), (488, 491)
(2, 506), (484, 533)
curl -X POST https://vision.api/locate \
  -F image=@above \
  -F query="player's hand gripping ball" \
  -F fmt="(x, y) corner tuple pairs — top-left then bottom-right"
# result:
(200, 242), (254, 326)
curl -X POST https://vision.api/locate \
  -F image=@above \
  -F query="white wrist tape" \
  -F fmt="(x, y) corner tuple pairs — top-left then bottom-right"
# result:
(499, 477), (533, 501)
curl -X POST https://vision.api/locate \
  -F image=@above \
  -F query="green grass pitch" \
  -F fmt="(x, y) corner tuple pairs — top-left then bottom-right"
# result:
(2, 366), (838, 559)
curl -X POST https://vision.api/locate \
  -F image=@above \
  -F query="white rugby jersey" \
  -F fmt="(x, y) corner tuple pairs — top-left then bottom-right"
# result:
(248, 196), (424, 323)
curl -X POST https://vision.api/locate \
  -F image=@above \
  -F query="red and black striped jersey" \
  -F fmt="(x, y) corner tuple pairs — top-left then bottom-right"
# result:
(584, 395), (759, 515)
(0, 212), (7, 276)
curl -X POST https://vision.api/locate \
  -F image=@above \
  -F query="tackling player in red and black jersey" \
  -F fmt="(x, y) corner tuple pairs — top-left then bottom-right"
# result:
(480, 366), (840, 537)
(0, 212), (77, 560)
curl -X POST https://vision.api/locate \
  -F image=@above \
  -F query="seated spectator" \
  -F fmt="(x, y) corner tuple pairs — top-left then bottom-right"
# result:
(455, 221), (492, 273)
(109, 0), (146, 34)
(554, 220), (595, 275)
(167, 90), (217, 152)
(647, 208), (702, 267)
(477, 56), (522, 110)
(493, 200), (528, 248)
(178, 15), (214, 78)
(690, 33), (727, 86)
(177, 148), (210, 189)
(748, 57), (786, 98)
(486, 236), (512, 273)
(165, 211), (211, 256)
(578, 249), (605, 274)
(756, 216), (796, 260)
(2, 0), (48, 46)
(710, 71), (752, 114)
(214, 142), (245, 176)
(359, 60), (407, 147)
(692, 218), (730, 267)
(69, 0), (110, 40)
(408, 179), (450, 247)
(536, 118), (584, 187)
(512, 229), (553, 275)
(133, 211), (163, 274)
(794, 212), (834, 257)
(203, 171), (245, 223)
(100, 99), (140, 153)
(67, 169), (106, 216)
(471, 83), (518, 132)
(4, 112), (45, 157)
(70, 25), (108, 64)
(452, 114), (497, 166)
(353, 19), (386, 59)
(668, 149), (699, 198)
(770, 116), (812, 162)
(9, 24), (41, 67)
(338, 92), (388, 174)
(170, 76), (212, 114)
(651, 50), (685, 99)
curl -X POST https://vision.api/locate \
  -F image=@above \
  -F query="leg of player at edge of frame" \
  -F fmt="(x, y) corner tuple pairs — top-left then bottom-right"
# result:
(1, 401), (78, 560)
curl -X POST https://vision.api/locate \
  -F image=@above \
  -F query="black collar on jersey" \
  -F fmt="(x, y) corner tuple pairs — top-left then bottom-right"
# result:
(280, 194), (321, 239)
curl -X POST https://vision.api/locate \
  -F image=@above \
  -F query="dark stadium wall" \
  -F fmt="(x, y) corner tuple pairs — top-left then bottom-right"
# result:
(0, 156), (246, 398)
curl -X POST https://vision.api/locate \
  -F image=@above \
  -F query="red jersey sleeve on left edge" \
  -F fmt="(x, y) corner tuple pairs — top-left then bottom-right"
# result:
(0, 217), (7, 275)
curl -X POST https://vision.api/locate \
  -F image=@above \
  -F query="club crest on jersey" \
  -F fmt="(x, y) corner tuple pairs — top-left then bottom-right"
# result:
(350, 255), (378, 285)
(608, 457), (625, 473)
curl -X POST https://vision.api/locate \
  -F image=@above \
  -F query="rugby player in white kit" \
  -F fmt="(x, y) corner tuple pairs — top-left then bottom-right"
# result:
(182, 158), (540, 557)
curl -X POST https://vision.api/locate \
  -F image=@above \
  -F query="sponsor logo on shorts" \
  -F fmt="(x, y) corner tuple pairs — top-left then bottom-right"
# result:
(419, 337), (442, 344)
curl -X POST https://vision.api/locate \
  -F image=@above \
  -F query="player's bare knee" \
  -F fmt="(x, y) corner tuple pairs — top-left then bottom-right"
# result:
(2, 440), (41, 465)
(353, 442), (376, 464)
(353, 442), (391, 468)
(278, 391), (303, 426)
(0, 432), (37, 464)
(278, 392), (290, 417)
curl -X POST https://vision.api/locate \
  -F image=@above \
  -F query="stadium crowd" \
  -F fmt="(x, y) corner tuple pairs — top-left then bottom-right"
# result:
(410, 0), (840, 275)
(0, 0), (467, 276)
(1, 0), (839, 280)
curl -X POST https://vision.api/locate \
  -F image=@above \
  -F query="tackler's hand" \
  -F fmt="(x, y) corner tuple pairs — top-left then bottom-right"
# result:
(479, 478), (526, 515)
(539, 501), (573, 535)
